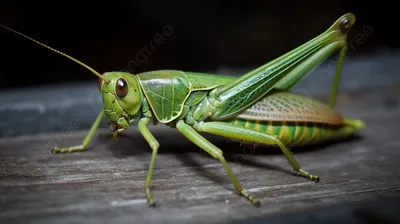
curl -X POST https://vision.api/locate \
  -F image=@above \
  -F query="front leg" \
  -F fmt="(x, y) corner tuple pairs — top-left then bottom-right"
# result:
(138, 117), (160, 207)
(52, 110), (104, 153)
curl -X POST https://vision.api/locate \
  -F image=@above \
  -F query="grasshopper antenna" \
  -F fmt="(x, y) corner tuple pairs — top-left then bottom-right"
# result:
(0, 24), (110, 83)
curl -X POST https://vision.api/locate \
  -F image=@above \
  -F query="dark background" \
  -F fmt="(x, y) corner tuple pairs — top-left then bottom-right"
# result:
(1, 3), (400, 223)
(0, 1), (397, 90)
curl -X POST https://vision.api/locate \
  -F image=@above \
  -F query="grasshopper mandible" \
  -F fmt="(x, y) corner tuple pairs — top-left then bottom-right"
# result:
(1, 13), (364, 207)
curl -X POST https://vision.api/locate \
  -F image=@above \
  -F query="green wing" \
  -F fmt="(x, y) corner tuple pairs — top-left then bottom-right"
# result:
(184, 71), (236, 90)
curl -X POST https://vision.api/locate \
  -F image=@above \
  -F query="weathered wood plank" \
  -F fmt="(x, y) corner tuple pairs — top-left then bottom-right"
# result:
(0, 85), (400, 224)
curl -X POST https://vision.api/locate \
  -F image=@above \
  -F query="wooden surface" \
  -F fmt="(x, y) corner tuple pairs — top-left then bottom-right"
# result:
(1, 86), (400, 224)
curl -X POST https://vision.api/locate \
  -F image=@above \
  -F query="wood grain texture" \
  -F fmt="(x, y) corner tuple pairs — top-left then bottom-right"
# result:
(1, 85), (400, 224)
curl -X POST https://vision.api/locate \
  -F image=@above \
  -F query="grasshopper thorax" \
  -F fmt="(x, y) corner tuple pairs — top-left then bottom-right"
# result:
(99, 72), (143, 130)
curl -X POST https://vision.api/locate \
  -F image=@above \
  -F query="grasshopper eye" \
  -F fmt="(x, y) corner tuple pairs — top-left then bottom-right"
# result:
(116, 78), (128, 98)
(340, 18), (350, 33)
(98, 78), (103, 91)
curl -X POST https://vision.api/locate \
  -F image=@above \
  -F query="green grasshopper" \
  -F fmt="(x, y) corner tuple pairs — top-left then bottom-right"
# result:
(1, 13), (364, 207)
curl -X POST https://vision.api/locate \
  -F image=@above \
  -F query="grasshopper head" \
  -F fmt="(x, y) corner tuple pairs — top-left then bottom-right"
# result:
(99, 72), (143, 132)
(0, 25), (143, 133)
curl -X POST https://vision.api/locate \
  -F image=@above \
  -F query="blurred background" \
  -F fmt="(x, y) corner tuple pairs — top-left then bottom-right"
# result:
(0, 1), (397, 89)
(0, 1), (398, 137)
(1, 3), (400, 223)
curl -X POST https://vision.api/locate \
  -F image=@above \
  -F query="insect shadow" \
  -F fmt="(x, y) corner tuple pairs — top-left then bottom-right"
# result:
(99, 127), (363, 184)
(100, 128), (363, 156)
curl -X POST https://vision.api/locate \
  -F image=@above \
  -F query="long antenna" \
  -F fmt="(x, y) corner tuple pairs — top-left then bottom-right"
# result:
(0, 24), (109, 83)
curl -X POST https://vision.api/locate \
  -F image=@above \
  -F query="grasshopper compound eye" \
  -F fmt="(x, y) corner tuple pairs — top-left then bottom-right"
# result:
(340, 18), (351, 33)
(116, 78), (128, 98)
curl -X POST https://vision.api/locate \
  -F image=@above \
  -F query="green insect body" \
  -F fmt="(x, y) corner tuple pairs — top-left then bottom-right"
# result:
(1, 13), (364, 207)
(103, 70), (362, 144)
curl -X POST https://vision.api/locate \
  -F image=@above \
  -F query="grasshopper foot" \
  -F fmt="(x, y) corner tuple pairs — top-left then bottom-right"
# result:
(146, 188), (156, 207)
(297, 169), (319, 183)
(236, 189), (260, 207)
(51, 145), (86, 154)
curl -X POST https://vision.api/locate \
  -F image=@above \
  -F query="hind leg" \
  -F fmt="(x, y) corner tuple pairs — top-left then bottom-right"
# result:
(195, 121), (319, 182)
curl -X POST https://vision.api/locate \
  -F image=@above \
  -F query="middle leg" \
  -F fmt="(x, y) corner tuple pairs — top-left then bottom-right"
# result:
(176, 120), (260, 206)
